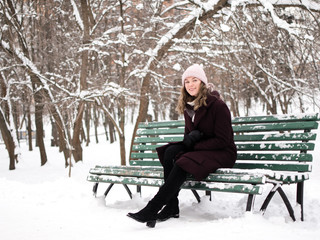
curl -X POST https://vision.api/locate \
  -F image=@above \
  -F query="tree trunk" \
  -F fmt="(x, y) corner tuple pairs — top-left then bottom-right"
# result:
(119, 98), (126, 166)
(71, 0), (91, 162)
(32, 76), (47, 166)
(0, 70), (18, 170)
(27, 107), (33, 151)
(50, 117), (59, 147)
(11, 103), (20, 144)
(0, 110), (17, 170)
(93, 105), (99, 144)
(103, 119), (109, 142)
(108, 121), (115, 143)
(169, 78), (179, 120)
(118, 0), (126, 166)
(72, 103), (84, 162)
(130, 72), (151, 159)
(85, 104), (91, 147)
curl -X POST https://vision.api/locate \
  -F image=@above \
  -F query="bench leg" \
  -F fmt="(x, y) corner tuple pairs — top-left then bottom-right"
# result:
(104, 183), (115, 198)
(246, 194), (255, 211)
(278, 187), (296, 221)
(93, 183), (99, 197)
(104, 183), (133, 199)
(122, 184), (133, 199)
(137, 185), (142, 196)
(191, 189), (201, 203)
(260, 187), (276, 213)
(260, 185), (296, 221)
(297, 182), (304, 221)
(205, 191), (212, 201)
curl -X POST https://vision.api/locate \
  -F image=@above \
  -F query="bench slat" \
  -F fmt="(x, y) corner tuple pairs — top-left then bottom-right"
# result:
(130, 160), (311, 172)
(134, 132), (317, 143)
(130, 160), (166, 166)
(215, 168), (309, 183)
(138, 114), (319, 127)
(182, 181), (262, 194)
(92, 165), (310, 184)
(233, 163), (311, 172)
(138, 120), (185, 128)
(270, 173), (309, 183)
(89, 166), (266, 184)
(136, 121), (318, 136)
(90, 167), (162, 178)
(136, 128), (184, 136)
(232, 113), (319, 124)
(236, 153), (313, 161)
(236, 142), (315, 151)
(132, 144), (163, 151)
(93, 165), (269, 176)
(130, 152), (313, 162)
(87, 174), (263, 195)
(234, 132), (317, 142)
(131, 152), (158, 159)
(132, 142), (315, 151)
(134, 136), (182, 143)
(233, 121), (318, 133)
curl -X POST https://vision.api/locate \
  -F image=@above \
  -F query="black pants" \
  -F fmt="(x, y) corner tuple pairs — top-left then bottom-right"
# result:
(152, 144), (187, 205)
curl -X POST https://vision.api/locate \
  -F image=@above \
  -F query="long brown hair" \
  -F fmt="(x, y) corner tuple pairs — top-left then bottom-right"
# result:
(176, 82), (208, 114)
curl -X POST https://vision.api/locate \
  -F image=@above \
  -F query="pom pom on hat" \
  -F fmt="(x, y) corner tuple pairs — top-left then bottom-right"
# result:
(182, 64), (208, 86)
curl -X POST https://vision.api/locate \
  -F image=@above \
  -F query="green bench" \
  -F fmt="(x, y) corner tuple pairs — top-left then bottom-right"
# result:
(87, 113), (319, 221)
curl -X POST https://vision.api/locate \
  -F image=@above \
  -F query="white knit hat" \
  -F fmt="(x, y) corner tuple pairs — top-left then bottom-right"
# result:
(181, 64), (208, 86)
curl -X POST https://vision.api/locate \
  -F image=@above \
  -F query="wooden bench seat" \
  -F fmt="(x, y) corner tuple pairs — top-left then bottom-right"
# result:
(87, 113), (319, 221)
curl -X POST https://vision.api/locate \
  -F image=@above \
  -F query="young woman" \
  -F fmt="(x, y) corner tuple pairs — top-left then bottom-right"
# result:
(127, 64), (237, 227)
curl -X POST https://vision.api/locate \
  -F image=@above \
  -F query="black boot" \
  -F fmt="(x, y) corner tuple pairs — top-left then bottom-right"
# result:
(127, 200), (163, 228)
(157, 198), (179, 222)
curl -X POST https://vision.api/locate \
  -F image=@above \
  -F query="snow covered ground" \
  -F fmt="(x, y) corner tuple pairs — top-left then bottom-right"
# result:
(1, 122), (320, 240)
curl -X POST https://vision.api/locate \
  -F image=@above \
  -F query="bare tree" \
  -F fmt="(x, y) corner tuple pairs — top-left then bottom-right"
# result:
(1, 0), (319, 171)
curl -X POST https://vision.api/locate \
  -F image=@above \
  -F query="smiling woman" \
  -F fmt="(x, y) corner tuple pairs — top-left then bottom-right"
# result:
(127, 64), (237, 227)
(182, 64), (209, 97)
(184, 77), (202, 97)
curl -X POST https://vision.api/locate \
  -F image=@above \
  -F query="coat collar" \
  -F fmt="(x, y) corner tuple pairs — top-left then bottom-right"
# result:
(193, 106), (207, 127)
(185, 92), (219, 129)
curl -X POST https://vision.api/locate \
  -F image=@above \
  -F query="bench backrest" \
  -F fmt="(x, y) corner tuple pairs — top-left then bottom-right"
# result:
(130, 113), (319, 174)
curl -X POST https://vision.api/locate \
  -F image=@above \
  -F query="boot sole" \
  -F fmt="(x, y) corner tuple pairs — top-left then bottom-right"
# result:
(157, 213), (180, 222)
(127, 213), (157, 228)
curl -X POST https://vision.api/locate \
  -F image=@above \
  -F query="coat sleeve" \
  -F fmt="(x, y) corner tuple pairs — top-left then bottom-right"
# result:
(193, 101), (233, 151)
(156, 141), (184, 166)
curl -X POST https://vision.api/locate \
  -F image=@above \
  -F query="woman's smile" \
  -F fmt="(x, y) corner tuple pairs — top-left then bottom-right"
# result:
(185, 77), (201, 96)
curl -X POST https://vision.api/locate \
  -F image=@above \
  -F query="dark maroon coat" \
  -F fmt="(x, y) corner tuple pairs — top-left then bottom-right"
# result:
(156, 92), (237, 180)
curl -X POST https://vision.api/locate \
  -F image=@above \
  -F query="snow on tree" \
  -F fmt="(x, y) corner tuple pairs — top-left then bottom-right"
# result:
(0, 0), (319, 170)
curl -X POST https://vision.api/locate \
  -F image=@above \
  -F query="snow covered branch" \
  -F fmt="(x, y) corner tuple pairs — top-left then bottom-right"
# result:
(70, 0), (84, 31)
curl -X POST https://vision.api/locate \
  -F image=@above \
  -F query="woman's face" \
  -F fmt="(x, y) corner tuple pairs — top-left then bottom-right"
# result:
(184, 77), (201, 97)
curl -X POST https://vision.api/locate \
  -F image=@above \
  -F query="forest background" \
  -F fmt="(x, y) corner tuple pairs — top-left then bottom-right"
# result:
(0, 0), (319, 172)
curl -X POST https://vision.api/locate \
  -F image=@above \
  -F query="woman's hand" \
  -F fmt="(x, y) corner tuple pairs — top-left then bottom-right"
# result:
(183, 130), (203, 150)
